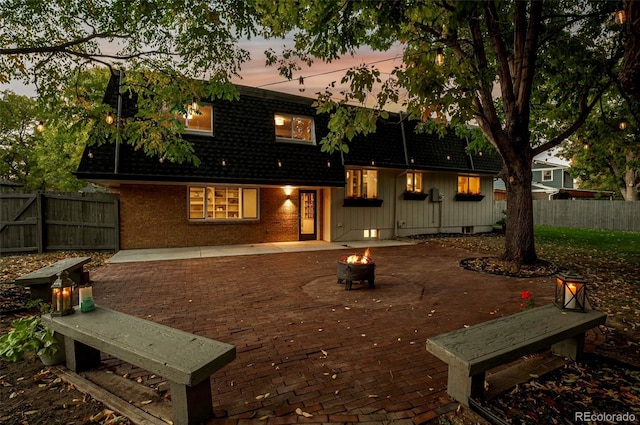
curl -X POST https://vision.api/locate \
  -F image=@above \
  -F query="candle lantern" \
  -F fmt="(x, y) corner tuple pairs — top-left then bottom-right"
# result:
(51, 271), (75, 316)
(555, 272), (587, 312)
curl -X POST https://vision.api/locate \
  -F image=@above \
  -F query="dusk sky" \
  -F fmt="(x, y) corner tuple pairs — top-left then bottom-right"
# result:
(3, 37), (405, 110)
(232, 38), (405, 107)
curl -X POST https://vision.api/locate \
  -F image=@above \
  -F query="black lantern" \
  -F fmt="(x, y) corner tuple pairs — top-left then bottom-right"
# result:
(51, 271), (75, 316)
(555, 272), (587, 312)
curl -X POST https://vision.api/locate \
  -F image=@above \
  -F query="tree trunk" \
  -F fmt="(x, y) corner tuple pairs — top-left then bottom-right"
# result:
(622, 157), (639, 201)
(502, 155), (538, 265)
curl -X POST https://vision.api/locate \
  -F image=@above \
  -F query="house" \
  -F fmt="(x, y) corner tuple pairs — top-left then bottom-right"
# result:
(494, 160), (614, 200)
(75, 73), (503, 249)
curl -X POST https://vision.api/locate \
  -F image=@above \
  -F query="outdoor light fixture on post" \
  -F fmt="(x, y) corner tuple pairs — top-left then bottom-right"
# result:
(615, 9), (626, 25)
(555, 272), (587, 312)
(51, 271), (75, 316)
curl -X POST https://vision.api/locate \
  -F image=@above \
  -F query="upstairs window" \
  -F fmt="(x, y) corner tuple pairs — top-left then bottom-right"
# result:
(542, 169), (553, 181)
(406, 172), (423, 193)
(458, 175), (481, 195)
(176, 104), (213, 134)
(274, 113), (315, 144)
(346, 169), (378, 198)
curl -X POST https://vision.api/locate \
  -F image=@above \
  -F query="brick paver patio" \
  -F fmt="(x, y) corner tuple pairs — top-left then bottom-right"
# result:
(91, 243), (559, 424)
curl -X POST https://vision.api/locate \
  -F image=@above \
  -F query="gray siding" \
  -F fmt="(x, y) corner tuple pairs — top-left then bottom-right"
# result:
(330, 171), (496, 242)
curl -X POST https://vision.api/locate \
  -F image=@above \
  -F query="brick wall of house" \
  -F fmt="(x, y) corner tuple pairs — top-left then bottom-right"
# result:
(118, 184), (301, 249)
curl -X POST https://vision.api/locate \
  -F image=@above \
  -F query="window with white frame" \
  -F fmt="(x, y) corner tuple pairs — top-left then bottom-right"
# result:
(176, 104), (213, 134)
(274, 113), (315, 144)
(346, 169), (378, 198)
(457, 175), (481, 195)
(189, 186), (258, 220)
(406, 172), (423, 192)
(542, 169), (553, 181)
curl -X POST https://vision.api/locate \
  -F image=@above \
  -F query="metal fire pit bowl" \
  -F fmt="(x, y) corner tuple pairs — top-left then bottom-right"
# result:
(336, 256), (375, 291)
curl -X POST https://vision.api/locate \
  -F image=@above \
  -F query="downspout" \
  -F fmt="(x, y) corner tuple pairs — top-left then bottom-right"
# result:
(114, 69), (123, 175)
(465, 137), (475, 170)
(395, 112), (409, 238)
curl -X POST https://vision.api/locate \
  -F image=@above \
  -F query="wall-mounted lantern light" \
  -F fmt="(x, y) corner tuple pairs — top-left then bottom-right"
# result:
(284, 185), (293, 200)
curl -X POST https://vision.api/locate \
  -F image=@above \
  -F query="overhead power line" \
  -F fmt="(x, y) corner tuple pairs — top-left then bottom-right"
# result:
(257, 54), (404, 88)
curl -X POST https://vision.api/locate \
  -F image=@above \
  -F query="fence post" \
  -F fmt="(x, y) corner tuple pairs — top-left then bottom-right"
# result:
(36, 191), (44, 253)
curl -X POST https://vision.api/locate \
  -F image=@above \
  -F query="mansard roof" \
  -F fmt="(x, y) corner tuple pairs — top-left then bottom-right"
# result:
(75, 73), (503, 185)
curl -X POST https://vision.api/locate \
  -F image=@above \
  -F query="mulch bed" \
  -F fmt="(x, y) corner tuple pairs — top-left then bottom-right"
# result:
(460, 256), (559, 278)
(473, 354), (640, 424)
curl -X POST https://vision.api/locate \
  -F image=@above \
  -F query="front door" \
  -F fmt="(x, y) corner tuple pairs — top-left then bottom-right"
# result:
(299, 190), (316, 241)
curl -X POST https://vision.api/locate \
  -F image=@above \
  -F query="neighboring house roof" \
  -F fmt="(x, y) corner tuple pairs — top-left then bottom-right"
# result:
(75, 73), (503, 185)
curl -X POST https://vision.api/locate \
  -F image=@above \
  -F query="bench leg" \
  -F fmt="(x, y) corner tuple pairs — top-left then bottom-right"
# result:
(551, 333), (585, 361)
(170, 379), (214, 425)
(446, 365), (485, 406)
(63, 337), (101, 372)
(29, 284), (53, 303)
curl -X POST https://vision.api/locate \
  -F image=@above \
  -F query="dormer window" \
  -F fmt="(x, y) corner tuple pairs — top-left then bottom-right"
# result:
(176, 104), (213, 134)
(274, 113), (315, 144)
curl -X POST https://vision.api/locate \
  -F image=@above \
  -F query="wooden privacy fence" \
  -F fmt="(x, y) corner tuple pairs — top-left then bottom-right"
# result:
(494, 200), (640, 232)
(1, 192), (119, 253)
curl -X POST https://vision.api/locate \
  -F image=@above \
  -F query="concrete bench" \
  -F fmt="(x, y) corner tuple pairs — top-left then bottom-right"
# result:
(426, 304), (606, 405)
(42, 305), (236, 425)
(14, 257), (91, 302)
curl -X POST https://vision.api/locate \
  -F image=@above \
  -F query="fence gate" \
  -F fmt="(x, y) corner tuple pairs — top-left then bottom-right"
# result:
(0, 192), (119, 254)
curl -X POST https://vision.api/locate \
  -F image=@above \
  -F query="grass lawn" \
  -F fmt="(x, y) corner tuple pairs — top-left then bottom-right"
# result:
(432, 226), (640, 332)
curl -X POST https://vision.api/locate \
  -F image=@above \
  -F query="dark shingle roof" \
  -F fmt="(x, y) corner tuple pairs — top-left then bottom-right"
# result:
(76, 73), (503, 185)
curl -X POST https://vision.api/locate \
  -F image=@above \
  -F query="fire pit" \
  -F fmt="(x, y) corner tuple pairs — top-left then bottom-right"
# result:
(337, 248), (375, 291)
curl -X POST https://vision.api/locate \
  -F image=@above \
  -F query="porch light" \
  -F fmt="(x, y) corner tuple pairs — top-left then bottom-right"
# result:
(51, 271), (75, 316)
(615, 9), (626, 25)
(435, 48), (444, 66)
(36, 121), (45, 133)
(555, 272), (587, 312)
(619, 120), (627, 130)
(284, 185), (293, 199)
(106, 112), (114, 125)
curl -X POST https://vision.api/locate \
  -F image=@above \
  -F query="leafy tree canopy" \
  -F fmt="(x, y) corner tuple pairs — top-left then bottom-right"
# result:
(0, 69), (110, 191)
(254, 0), (628, 264)
(1, 0), (260, 164)
(560, 87), (640, 201)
